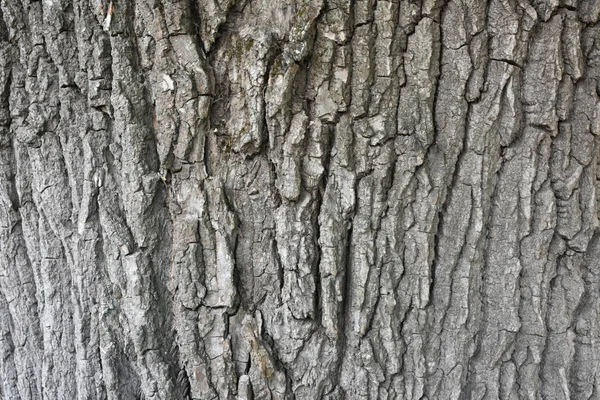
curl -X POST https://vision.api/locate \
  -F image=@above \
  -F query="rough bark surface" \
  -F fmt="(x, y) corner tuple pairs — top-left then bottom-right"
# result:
(1, 0), (600, 399)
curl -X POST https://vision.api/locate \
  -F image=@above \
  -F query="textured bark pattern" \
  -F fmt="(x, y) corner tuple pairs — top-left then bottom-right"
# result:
(1, 0), (600, 399)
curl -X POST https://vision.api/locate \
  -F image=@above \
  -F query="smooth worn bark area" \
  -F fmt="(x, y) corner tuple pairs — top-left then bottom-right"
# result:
(1, 0), (600, 399)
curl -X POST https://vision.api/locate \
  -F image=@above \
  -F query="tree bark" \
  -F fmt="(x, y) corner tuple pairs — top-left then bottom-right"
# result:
(1, 0), (600, 399)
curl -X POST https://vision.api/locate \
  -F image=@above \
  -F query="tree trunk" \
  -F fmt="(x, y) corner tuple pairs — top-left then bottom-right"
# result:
(1, 0), (599, 399)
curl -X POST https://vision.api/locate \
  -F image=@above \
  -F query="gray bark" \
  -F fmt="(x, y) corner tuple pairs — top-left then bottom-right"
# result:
(1, 0), (600, 399)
